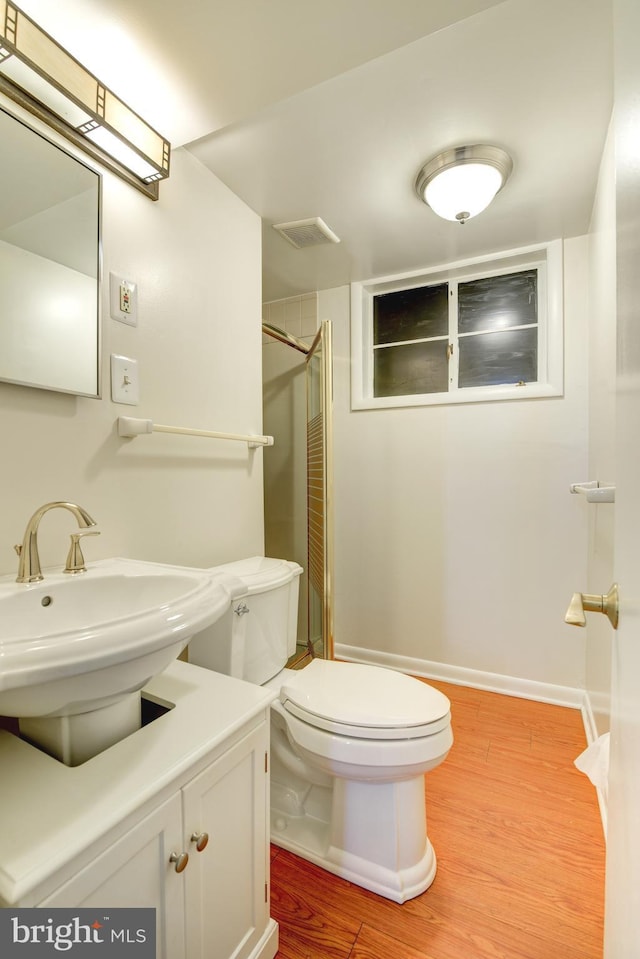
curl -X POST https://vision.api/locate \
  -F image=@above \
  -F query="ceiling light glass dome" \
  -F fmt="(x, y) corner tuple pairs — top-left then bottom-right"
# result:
(415, 145), (513, 224)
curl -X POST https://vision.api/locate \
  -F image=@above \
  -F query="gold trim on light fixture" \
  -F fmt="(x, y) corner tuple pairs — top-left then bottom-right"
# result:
(415, 144), (512, 224)
(0, 1), (170, 199)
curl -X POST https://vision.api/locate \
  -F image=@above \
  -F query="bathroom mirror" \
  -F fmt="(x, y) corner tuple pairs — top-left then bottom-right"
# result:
(0, 105), (100, 397)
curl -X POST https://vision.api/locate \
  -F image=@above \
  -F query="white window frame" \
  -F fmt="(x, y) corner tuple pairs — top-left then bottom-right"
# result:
(350, 240), (563, 410)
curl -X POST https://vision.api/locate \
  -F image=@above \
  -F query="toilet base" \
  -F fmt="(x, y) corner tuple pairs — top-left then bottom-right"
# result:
(270, 775), (437, 903)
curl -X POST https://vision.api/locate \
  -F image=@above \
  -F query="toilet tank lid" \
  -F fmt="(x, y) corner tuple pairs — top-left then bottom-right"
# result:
(280, 659), (451, 732)
(207, 556), (302, 594)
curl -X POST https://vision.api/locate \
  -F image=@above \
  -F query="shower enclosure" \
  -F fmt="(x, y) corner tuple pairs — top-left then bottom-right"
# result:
(262, 319), (334, 662)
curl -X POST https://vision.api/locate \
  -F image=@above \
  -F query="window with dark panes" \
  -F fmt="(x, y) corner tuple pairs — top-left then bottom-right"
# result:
(352, 241), (562, 410)
(372, 268), (538, 398)
(373, 283), (449, 396)
(457, 270), (537, 388)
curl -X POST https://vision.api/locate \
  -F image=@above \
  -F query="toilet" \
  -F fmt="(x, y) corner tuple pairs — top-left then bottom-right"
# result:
(187, 557), (453, 903)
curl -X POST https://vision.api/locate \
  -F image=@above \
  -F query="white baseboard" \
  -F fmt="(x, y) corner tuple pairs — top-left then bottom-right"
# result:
(335, 643), (585, 708)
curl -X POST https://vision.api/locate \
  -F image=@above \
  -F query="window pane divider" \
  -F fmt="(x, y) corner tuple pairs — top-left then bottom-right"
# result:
(458, 322), (538, 339)
(373, 334), (449, 350)
(448, 282), (458, 389)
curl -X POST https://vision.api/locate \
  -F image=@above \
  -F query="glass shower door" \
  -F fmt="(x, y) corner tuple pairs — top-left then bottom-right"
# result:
(305, 320), (334, 660)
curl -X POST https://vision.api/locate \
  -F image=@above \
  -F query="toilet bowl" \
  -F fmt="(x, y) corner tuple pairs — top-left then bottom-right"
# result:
(187, 557), (453, 903)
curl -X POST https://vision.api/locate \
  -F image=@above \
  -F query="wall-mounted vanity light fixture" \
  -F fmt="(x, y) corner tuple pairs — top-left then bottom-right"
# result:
(415, 144), (512, 224)
(0, 1), (170, 199)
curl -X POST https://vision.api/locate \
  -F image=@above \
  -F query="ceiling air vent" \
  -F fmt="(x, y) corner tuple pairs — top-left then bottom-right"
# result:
(273, 217), (340, 249)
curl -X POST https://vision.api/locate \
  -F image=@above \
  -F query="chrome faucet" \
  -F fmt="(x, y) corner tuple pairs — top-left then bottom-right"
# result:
(14, 501), (99, 583)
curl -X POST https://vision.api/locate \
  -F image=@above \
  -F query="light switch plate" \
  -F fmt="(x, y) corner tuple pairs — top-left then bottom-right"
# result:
(111, 354), (139, 405)
(109, 272), (138, 326)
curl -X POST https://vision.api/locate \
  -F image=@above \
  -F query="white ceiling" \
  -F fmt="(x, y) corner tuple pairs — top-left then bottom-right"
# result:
(18, 0), (613, 301)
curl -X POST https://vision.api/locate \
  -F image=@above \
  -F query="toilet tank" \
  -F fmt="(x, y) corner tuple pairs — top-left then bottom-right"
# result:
(187, 557), (302, 685)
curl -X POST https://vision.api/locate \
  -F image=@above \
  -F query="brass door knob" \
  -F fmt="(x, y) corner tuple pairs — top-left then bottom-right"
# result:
(565, 583), (619, 629)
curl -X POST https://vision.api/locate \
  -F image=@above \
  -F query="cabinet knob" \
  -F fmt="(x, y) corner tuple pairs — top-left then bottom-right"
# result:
(169, 851), (189, 873)
(190, 831), (209, 852)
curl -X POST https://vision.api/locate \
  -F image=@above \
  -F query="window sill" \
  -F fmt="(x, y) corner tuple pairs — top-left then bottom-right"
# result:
(351, 381), (563, 411)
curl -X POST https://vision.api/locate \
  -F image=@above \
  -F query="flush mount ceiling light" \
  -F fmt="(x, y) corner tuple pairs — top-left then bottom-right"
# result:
(0, 1), (170, 199)
(415, 145), (512, 224)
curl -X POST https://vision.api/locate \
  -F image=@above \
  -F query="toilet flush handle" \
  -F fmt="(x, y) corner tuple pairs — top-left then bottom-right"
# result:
(565, 583), (619, 629)
(234, 602), (250, 616)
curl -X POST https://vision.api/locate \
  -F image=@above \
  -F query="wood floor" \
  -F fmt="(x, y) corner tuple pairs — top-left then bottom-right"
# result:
(269, 680), (605, 959)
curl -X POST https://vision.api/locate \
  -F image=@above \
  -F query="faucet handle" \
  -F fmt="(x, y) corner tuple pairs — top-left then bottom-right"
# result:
(64, 531), (100, 575)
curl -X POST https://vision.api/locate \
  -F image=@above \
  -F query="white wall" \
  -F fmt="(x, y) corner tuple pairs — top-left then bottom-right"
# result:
(0, 106), (265, 579)
(586, 121), (616, 736)
(324, 236), (591, 697)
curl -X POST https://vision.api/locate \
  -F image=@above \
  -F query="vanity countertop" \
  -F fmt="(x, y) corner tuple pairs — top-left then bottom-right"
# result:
(0, 660), (275, 905)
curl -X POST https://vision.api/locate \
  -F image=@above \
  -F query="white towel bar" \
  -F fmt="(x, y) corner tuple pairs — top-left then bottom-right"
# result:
(117, 416), (274, 449)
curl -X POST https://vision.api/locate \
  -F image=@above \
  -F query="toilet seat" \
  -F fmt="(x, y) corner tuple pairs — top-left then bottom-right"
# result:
(279, 659), (450, 740)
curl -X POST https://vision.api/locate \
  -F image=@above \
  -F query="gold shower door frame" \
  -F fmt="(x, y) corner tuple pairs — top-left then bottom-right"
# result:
(305, 320), (334, 660)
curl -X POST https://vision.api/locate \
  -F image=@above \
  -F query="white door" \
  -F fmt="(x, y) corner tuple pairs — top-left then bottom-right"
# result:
(604, 1), (640, 953)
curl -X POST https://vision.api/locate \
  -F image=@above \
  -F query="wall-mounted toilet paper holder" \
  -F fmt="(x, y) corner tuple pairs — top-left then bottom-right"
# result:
(565, 584), (619, 629)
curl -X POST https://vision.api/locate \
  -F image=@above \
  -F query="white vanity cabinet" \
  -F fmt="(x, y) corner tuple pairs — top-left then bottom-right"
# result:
(0, 661), (277, 959)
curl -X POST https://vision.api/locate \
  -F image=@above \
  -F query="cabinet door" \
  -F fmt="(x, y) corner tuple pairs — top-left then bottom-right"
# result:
(183, 724), (269, 959)
(39, 793), (186, 959)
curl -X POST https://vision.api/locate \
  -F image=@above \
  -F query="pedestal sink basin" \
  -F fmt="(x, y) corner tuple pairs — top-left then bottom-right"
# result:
(0, 557), (242, 763)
